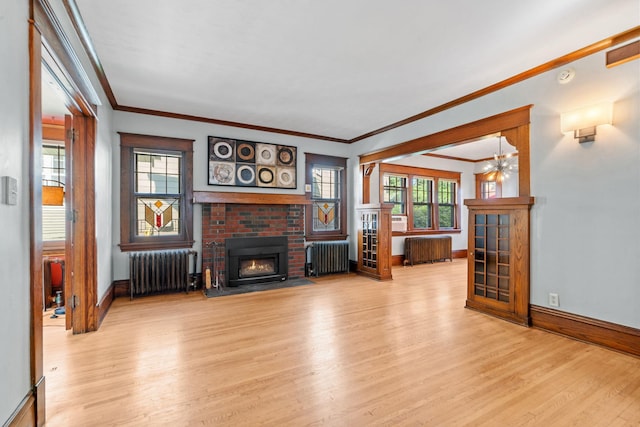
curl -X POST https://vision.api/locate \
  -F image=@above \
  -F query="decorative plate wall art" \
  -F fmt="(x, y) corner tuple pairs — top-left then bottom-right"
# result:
(208, 136), (297, 189)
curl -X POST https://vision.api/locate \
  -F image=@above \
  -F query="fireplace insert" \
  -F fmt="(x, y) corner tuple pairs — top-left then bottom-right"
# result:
(225, 236), (288, 286)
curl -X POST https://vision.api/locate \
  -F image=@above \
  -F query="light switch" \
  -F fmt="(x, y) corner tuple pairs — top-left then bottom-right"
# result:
(2, 176), (18, 205)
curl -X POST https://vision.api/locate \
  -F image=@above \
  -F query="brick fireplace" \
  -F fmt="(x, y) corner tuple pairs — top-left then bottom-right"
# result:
(201, 203), (305, 285)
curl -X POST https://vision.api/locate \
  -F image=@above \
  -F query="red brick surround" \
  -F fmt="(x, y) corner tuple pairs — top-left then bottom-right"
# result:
(201, 203), (305, 280)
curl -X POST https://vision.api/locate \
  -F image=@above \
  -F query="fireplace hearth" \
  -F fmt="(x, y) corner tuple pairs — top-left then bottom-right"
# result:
(226, 236), (288, 286)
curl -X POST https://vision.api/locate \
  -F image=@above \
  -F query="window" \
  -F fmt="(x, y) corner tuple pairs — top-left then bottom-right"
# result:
(380, 164), (460, 234)
(119, 133), (194, 251)
(412, 177), (433, 229)
(476, 174), (502, 199)
(438, 180), (457, 228)
(305, 153), (347, 241)
(383, 175), (407, 214)
(42, 143), (66, 241)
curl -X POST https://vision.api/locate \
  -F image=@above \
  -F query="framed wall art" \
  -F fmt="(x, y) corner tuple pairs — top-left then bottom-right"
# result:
(208, 136), (297, 189)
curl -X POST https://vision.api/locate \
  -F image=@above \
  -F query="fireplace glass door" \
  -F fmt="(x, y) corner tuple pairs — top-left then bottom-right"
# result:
(239, 256), (277, 278)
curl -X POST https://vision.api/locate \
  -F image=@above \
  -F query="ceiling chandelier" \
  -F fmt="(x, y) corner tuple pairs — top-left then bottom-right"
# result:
(483, 136), (517, 182)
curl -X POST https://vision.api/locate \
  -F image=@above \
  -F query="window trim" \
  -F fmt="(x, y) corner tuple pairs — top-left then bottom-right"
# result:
(119, 132), (194, 252)
(380, 163), (461, 236)
(305, 153), (348, 241)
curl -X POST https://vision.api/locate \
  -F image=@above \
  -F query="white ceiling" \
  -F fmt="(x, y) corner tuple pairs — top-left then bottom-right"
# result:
(70, 0), (637, 142)
(41, 65), (70, 121)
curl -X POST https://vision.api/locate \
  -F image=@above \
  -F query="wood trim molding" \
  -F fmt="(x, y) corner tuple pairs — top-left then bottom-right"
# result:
(452, 249), (467, 259)
(42, 122), (64, 140)
(28, 20), (46, 426)
(360, 105), (531, 164)
(350, 26), (640, 143)
(530, 305), (640, 357)
(194, 191), (310, 205)
(116, 105), (349, 143)
(393, 229), (462, 237)
(33, 0), (99, 117)
(97, 282), (115, 328)
(393, 249), (465, 266)
(606, 40), (640, 68)
(5, 392), (36, 427)
(113, 279), (130, 298)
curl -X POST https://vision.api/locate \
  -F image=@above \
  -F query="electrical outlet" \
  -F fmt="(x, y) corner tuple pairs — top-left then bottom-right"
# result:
(549, 293), (559, 307)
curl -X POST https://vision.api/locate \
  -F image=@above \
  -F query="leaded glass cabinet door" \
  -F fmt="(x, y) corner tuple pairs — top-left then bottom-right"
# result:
(357, 204), (393, 281)
(473, 213), (511, 303)
(465, 198), (534, 326)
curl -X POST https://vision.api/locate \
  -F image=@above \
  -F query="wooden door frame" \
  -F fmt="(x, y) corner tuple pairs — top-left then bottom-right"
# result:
(30, 0), (99, 424)
(359, 105), (531, 198)
(358, 106), (533, 324)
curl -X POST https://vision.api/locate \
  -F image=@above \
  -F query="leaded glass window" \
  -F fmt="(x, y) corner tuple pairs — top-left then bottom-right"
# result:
(119, 133), (194, 251)
(134, 151), (182, 237)
(311, 167), (341, 232)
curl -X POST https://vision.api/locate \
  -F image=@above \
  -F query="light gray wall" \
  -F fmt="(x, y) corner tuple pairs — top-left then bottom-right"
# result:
(111, 111), (352, 280)
(0, 1), (32, 421)
(352, 50), (640, 329)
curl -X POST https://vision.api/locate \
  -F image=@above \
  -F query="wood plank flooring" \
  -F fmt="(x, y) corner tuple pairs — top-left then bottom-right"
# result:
(43, 260), (640, 426)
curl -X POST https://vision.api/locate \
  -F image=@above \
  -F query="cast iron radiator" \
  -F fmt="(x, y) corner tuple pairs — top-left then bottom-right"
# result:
(404, 236), (453, 266)
(129, 250), (192, 298)
(308, 241), (349, 276)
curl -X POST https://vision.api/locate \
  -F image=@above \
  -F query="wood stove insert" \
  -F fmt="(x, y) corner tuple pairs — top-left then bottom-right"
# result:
(226, 236), (288, 286)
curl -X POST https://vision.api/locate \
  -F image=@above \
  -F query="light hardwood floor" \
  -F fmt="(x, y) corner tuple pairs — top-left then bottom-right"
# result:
(44, 260), (640, 426)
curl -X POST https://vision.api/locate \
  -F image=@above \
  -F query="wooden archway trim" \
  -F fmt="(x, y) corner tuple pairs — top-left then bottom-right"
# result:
(359, 105), (532, 197)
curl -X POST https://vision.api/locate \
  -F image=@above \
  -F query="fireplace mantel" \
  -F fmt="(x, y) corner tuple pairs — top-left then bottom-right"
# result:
(194, 191), (310, 205)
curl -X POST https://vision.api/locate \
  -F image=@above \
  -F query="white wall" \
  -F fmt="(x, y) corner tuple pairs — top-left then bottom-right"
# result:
(352, 50), (640, 329)
(0, 1), (32, 421)
(111, 111), (352, 280)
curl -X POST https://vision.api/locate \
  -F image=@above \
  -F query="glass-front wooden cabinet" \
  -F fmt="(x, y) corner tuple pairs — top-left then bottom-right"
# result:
(357, 204), (393, 280)
(464, 197), (534, 325)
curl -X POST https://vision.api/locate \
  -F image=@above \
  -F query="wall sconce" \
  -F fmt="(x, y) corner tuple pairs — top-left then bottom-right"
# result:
(560, 101), (613, 143)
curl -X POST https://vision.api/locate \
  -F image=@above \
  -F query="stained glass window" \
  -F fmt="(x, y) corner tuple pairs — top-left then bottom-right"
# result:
(119, 132), (194, 251)
(134, 151), (182, 237)
(311, 167), (341, 232)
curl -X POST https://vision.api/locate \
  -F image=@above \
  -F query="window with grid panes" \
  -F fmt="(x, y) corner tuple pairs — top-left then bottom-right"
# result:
(438, 180), (457, 228)
(311, 166), (342, 232)
(412, 177), (433, 229)
(379, 164), (460, 234)
(383, 174), (407, 215)
(42, 144), (66, 241)
(119, 133), (194, 251)
(305, 153), (348, 241)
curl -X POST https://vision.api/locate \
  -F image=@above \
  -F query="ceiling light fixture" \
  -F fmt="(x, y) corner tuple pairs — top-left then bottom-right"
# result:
(483, 136), (516, 182)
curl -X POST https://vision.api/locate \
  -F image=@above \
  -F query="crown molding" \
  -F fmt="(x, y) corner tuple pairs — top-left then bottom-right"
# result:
(60, 4), (640, 144)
